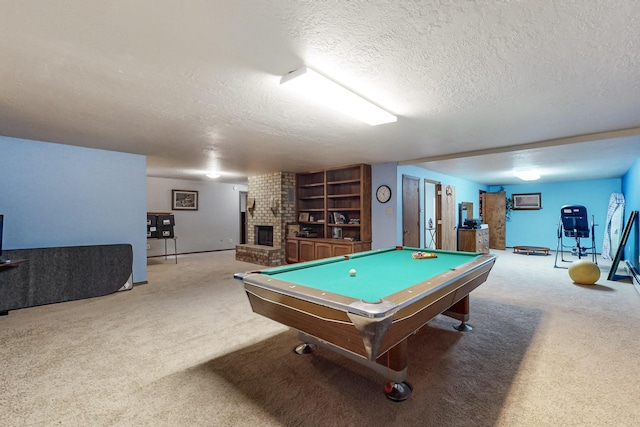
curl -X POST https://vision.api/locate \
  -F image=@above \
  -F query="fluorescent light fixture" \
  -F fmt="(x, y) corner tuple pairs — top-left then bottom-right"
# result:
(280, 66), (397, 126)
(514, 170), (541, 181)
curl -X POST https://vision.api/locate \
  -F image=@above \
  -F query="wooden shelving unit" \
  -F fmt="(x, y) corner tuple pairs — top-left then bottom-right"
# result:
(290, 164), (371, 261)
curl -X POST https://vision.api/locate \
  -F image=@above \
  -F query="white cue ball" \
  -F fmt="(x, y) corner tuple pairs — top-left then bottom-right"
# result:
(349, 269), (356, 276)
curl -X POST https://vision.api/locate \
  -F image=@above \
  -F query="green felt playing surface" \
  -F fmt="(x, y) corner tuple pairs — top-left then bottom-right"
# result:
(261, 247), (482, 302)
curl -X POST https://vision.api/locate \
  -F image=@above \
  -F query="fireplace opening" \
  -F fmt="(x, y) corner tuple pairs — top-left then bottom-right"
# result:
(256, 226), (274, 246)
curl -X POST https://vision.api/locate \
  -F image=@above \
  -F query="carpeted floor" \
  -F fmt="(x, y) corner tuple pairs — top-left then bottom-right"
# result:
(1, 249), (638, 426)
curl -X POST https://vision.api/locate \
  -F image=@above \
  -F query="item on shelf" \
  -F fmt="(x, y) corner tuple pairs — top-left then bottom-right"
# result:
(463, 218), (483, 229)
(332, 212), (349, 224)
(332, 227), (342, 239)
(296, 228), (318, 238)
(286, 224), (300, 238)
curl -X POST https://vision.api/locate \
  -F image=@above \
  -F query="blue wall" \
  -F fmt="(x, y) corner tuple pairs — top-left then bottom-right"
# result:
(395, 165), (487, 246)
(489, 179), (621, 252)
(371, 164), (625, 255)
(621, 158), (640, 269)
(0, 136), (147, 283)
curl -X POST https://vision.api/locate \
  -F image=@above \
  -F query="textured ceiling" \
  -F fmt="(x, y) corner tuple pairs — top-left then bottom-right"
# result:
(1, 1), (639, 184)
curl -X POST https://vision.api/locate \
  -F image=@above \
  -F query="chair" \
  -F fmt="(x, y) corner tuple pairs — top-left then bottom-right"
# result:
(554, 205), (597, 268)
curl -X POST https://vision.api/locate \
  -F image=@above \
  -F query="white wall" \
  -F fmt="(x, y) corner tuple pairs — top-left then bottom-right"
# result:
(146, 177), (247, 256)
(371, 163), (399, 249)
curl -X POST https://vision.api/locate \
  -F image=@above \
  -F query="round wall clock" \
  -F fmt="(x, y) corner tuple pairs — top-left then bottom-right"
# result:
(376, 185), (392, 203)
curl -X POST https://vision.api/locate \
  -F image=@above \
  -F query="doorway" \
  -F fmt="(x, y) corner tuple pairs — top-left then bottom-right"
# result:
(402, 175), (420, 247)
(424, 179), (438, 249)
(240, 191), (247, 244)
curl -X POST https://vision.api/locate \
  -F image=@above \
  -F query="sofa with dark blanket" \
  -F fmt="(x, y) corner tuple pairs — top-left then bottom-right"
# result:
(0, 244), (133, 314)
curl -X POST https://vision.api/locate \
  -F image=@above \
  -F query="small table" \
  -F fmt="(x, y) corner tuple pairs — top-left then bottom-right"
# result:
(425, 227), (436, 248)
(163, 237), (178, 264)
(235, 246), (496, 401)
(513, 246), (550, 256)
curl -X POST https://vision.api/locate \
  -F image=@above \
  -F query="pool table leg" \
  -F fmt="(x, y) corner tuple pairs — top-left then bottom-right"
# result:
(446, 295), (473, 331)
(380, 339), (412, 402)
(296, 332), (412, 400)
(294, 343), (317, 354)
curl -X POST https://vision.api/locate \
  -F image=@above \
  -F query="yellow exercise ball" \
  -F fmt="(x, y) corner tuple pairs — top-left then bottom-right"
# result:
(568, 259), (601, 285)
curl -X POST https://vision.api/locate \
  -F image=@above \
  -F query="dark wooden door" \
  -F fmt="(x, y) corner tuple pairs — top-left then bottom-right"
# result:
(402, 175), (420, 247)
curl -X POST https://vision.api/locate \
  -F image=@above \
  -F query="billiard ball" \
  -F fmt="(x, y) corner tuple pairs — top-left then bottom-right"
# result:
(349, 269), (356, 277)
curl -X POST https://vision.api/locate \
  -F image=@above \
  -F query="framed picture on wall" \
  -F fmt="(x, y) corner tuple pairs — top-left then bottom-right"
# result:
(512, 193), (542, 210)
(172, 190), (198, 210)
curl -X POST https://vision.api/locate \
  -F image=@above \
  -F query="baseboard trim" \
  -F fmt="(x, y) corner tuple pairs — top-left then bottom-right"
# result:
(624, 260), (640, 296)
(146, 248), (235, 259)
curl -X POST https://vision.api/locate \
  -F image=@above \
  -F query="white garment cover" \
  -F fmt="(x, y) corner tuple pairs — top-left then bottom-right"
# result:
(602, 193), (625, 261)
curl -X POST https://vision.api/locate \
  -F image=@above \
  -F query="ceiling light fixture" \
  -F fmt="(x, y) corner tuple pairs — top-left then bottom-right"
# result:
(280, 66), (397, 126)
(514, 170), (541, 181)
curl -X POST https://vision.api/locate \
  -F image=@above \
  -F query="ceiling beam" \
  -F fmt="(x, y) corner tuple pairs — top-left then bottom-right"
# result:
(399, 127), (640, 165)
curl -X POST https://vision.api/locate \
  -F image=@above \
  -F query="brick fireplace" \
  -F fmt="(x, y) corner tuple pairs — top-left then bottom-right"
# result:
(255, 225), (274, 246)
(235, 172), (296, 266)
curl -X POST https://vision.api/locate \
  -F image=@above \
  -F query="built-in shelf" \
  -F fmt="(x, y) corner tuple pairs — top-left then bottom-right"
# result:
(291, 164), (371, 262)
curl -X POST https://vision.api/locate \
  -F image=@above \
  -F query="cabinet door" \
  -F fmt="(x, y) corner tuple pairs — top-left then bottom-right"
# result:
(285, 239), (299, 263)
(477, 229), (490, 254)
(315, 242), (332, 260)
(482, 229), (490, 253)
(457, 229), (475, 252)
(332, 244), (352, 257)
(299, 241), (315, 262)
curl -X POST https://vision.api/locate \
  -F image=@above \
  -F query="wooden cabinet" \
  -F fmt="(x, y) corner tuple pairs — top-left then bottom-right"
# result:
(286, 237), (371, 262)
(458, 228), (490, 254)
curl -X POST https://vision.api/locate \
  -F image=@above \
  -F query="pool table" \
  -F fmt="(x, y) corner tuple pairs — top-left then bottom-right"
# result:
(235, 246), (496, 401)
